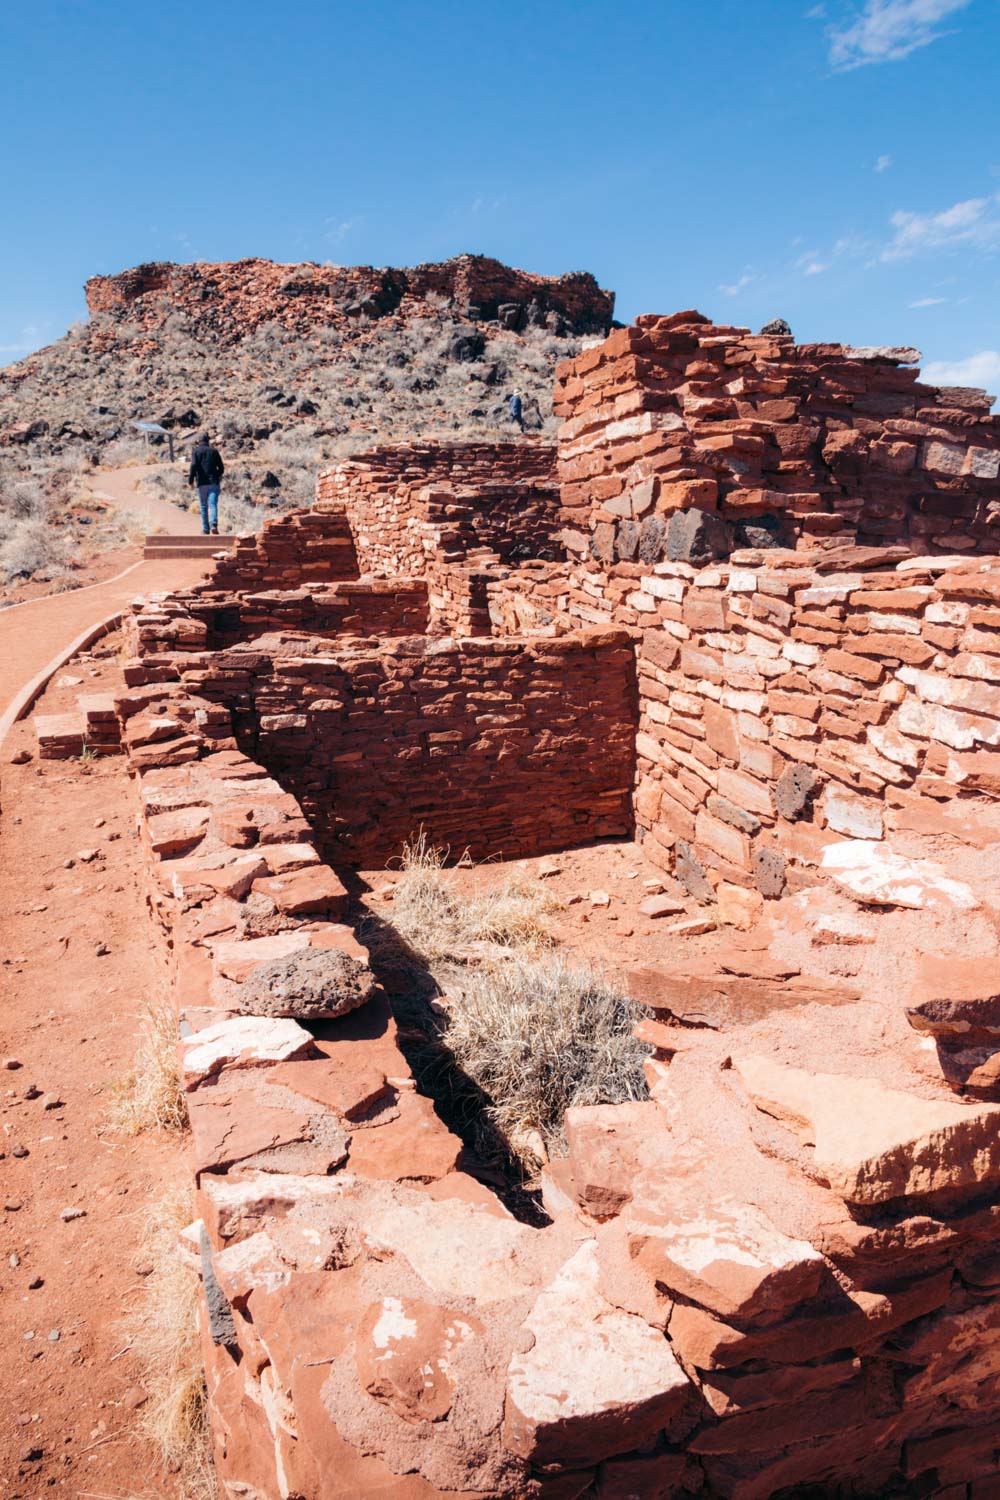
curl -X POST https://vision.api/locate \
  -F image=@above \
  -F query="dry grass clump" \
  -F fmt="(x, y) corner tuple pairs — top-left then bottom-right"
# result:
(378, 836), (649, 1174)
(444, 956), (650, 1161)
(125, 1182), (215, 1496)
(387, 833), (559, 963)
(108, 997), (188, 1135)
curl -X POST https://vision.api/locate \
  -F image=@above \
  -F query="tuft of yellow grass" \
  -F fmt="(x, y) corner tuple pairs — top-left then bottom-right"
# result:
(124, 1183), (215, 1497)
(444, 955), (651, 1164)
(387, 833), (560, 964)
(108, 998), (188, 1136)
(379, 837), (650, 1172)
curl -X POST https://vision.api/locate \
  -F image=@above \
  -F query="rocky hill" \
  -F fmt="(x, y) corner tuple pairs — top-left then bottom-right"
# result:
(0, 254), (614, 588)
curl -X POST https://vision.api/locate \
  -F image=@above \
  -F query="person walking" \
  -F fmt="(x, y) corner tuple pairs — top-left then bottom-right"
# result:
(188, 432), (225, 534)
(508, 392), (524, 432)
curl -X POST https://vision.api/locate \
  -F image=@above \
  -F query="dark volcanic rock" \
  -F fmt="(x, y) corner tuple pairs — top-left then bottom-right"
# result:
(238, 947), (377, 1020)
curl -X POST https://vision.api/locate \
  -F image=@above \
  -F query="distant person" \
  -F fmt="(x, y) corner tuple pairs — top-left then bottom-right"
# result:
(188, 432), (225, 534)
(508, 393), (524, 432)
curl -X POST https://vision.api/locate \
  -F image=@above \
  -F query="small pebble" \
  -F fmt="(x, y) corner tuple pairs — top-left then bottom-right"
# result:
(23, 1330), (35, 1341)
(3, 1058), (22, 1070)
(95, 942), (110, 957)
(22, 1085), (41, 1100)
(76, 849), (98, 863)
(59, 1207), (85, 1223)
(48, 1329), (60, 1342)
(29, 1277), (43, 1289)
(11, 1144), (29, 1158)
(9, 1252), (19, 1268)
(5, 1200), (23, 1212)
(42, 1095), (65, 1111)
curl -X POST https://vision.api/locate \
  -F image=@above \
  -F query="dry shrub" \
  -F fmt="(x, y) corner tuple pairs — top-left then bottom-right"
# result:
(379, 836), (649, 1172)
(387, 833), (559, 963)
(125, 1182), (215, 1496)
(108, 997), (188, 1135)
(444, 956), (650, 1161)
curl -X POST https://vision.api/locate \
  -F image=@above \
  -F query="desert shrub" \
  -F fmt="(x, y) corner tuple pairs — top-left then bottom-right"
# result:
(387, 834), (559, 963)
(107, 997), (188, 1134)
(444, 955), (651, 1158)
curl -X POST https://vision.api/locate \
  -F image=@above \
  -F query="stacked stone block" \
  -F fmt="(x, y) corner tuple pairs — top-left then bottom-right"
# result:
(554, 311), (1000, 560)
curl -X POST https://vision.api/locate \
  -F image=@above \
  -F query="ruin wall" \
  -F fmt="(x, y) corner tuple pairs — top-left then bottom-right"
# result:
(555, 312), (1000, 560)
(124, 578), (429, 661)
(116, 604), (1000, 1499)
(175, 629), (636, 866)
(487, 551), (1000, 897)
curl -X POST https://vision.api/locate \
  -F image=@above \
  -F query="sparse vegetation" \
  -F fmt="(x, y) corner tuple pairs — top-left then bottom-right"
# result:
(107, 996), (188, 1135)
(386, 832), (560, 963)
(124, 1182), (215, 1497)
(0, 283), (584, 586)
(373, 837), (650, 1175)
(445, 955), (652, 1160)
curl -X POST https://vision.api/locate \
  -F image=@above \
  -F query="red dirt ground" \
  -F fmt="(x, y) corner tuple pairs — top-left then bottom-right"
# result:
(0, 644), (192, 1500)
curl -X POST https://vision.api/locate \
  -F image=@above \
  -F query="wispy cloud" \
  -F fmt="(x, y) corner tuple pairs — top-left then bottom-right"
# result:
(719, 272), (756, 296)
(826, 0), (972, 69)
(921, 349), (1000, 393)
(794, 250), (830, 276)
(875, 153), (893, 172)
(882, 194), (1000, 259)
(324, 216), (363, 245)
(909, 295), (948, 306)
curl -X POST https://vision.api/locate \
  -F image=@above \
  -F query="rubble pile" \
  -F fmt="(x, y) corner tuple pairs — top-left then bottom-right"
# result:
(84, 254), (615, 341)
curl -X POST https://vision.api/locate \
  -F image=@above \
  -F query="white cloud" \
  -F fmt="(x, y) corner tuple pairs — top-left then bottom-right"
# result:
(719, 273), (756, 296)
(875, 153), (893, 172)
(827, 0), (972, 69)
(803, 260), (831, 275)
(909, 295), (947, 306)
(881, 194), (1000, 259)
(921, 350), (1000, 393)
(324, 216), (362, 245)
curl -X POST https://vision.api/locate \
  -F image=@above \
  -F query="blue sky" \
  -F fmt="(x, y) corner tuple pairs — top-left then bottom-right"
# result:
(2, 0), (999, 392)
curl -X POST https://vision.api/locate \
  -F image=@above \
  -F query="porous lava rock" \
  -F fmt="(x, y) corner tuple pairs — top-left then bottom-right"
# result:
(238, 946), (377, 1021)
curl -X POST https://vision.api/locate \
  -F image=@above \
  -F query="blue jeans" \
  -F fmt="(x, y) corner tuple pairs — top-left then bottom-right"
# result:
(197, 484), (220, 532)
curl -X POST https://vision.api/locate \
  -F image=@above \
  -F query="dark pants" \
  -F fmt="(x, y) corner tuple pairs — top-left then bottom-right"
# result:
(197, 484), (220, 533)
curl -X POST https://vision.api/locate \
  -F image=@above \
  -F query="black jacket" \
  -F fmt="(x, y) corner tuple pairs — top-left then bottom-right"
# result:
(188, 442), (224, 486)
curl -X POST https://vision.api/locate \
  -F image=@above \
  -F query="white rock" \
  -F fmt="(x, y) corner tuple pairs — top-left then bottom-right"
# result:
(821, 840), (979, 911)
(504, 1240), (690, 1465)
(180, 1016), (313, 1090)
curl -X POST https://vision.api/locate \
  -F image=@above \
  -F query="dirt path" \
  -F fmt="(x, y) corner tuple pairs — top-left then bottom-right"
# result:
(0, 649), (194, 1499)
(0, 552), (211, 732)
(90, 464), (203, 537)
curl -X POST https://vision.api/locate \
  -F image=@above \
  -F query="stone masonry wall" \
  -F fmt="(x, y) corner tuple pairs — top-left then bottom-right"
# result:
(555, 311), (1000, 562)
(176, 629), (636, 867)
(487, 551), (1000, 896)
(316, 441), (561, 572)
(123, 579), (429, 663)
(206, 510), (359, 592)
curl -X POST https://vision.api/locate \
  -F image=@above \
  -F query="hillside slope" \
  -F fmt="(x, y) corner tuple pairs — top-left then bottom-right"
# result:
(0, 254), (614, 591)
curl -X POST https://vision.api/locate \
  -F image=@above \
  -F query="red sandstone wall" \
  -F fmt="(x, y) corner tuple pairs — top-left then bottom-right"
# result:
(124, 579), (430, 662)
(487, 551), (1000, 897)
(177, 629), (637, 866)
(316, 441), (561, 572)
(555, 311), (1000, 558)
(205, 511), (360, 592)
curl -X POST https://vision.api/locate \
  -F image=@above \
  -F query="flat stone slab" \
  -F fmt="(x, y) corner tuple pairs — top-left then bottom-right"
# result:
(504, 1239), (691, 1466)
(180, 1015), (314, 1089)
(735, 1055), (1000, 1206)
(821, 839), (979, 911)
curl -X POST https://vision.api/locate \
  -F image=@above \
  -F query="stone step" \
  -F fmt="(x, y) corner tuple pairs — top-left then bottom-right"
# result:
(35, 711), (84, 759)
(143, 533), (237, 560)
